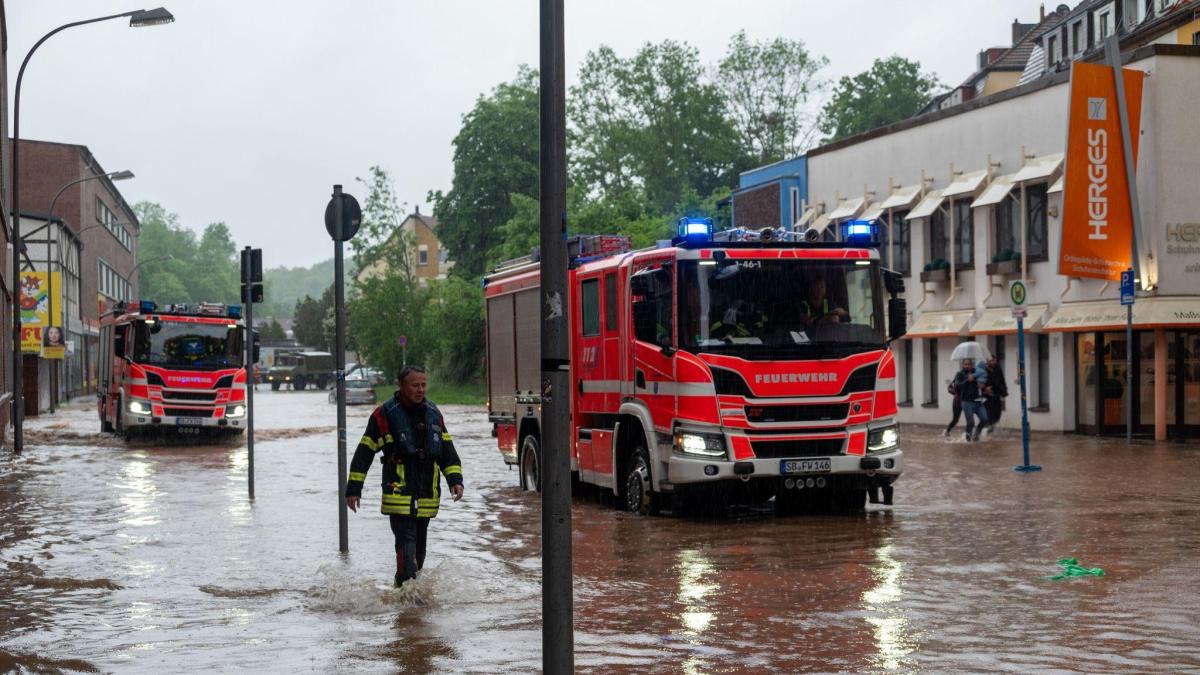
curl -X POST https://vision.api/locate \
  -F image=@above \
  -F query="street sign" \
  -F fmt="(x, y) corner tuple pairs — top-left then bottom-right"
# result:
(397, 334), (407, 347)
(324, 189), (362, 242)
(1011, 307), (1028, 319)
(1009, 280), (1027, 307)
(1120, 269), (1135, 306)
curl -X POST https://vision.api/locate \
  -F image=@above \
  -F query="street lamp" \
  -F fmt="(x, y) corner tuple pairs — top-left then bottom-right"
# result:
(43, 171), (134, 412)
(11, 7), (174, 454)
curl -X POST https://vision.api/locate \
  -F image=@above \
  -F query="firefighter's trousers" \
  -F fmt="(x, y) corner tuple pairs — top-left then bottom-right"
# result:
(390, 515), (430, 583)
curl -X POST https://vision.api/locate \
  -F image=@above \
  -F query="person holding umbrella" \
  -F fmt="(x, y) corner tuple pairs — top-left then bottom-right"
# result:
(949, 342), (991, 442)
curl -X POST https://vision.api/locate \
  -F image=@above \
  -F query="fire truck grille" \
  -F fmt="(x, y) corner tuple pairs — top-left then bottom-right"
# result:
(163, 390), (217, 402)
(751, 438), (845, 458)
(744, 403), (849, 423)
(163, 407), (214, 417)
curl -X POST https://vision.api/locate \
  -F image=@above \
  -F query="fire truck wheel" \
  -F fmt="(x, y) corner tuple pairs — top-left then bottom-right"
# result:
(519, 434), (541, 492)
(624, 446), (660, 516)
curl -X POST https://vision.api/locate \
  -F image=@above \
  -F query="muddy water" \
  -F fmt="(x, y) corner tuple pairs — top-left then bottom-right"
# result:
(2, 391), (1199, 672)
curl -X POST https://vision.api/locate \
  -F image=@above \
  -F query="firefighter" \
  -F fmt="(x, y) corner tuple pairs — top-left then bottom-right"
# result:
(799, 276), (848, 327)
(345, 365), (464, 587)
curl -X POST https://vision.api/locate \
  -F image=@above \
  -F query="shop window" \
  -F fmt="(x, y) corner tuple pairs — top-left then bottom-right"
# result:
(925, 339), (939, 406)
(900, 341), (913, 404)
(954, 200), (974, 268)
(581, 278), (600, 337)
(881, 209), (911, 275)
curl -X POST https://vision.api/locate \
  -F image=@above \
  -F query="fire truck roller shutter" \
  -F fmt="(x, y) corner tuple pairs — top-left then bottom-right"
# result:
(616, 401), (665, 493)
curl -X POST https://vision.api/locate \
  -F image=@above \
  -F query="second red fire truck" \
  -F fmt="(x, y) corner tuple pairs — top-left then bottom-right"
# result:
(484, 219), (907, 513)
(98, 300), (253, 439)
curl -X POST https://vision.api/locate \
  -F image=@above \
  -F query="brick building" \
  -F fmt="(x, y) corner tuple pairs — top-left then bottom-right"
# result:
(14, 139), (139, 402)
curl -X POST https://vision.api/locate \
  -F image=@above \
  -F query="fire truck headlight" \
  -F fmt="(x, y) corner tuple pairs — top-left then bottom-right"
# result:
(867, 424), (900, 454)
(227, 405), (246, 418)
(674, 430), (726, 458)
(127, 400), (152, 415)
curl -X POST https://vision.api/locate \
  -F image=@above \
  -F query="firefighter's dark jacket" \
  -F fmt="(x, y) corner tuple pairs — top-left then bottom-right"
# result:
(345, 395), (463, 518)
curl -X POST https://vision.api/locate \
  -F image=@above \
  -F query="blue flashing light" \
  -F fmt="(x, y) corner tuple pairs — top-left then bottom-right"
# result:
(840, 219), (879, 245)
(677, 217), (713, 240)
(139, 300), (156, 313)
(227, 305), (242, 319)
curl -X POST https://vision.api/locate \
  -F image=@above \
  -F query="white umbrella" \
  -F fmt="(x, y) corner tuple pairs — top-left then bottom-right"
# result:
(950, 341), (991, 362)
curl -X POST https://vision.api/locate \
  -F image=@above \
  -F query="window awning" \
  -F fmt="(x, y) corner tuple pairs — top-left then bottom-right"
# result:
(880, 184), (922, 210)
(903, 310), (975, 339)
(971, 304), (1049, 335)
(1047, 176), (1064, 194)
(1012, 153), (1064, 183)
(794, 206), (817, 228)
(906, 189), (944, 221)
(810, 213), (832, 234)
(941, 170), (989, 199)
(971, 173), (1018, 208)
(826, 197), (865, 222)
(1044, 297), (1200, 332)
(860, 201), (885, 222)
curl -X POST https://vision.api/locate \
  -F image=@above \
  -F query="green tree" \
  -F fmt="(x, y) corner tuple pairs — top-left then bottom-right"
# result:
(258, 318), (286, 341)
(351, 165), (410, 276)
(570, 41), (742, 214)
(347, 271), (425, 380)
(819, 56), (944, 143)
(190, 222), (240, 304)
(292, 287), (332, 350)
(135, 202), (197, 303)
(431, 67), (540, 278)
(716, 30), (828, 163)
(418, 276), (484, 383)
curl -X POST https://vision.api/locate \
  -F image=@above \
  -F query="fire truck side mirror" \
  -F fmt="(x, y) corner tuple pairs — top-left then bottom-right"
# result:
(887, 297), (907, 342)
(883, 268), (905, 296)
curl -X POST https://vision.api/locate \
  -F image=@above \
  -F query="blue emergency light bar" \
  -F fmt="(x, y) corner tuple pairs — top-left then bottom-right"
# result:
(139, 300), (157, 313)
(677, 217), (713, 240)
(227, 305), (242, 319)
(840, 219), (880, 246)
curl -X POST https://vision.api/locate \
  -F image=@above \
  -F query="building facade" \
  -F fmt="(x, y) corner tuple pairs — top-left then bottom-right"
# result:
(731, 156), (808, 231)
(356, 208), (453, 285)
(15, 139), (139, 404)
(804, 43), (1200, 439)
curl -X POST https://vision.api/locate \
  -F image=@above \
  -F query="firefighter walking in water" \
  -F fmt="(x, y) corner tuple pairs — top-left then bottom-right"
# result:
(346, 365), (464, 587)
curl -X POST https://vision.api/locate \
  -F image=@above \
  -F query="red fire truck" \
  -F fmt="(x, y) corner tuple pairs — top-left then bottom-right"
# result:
(484, 219), (907, 513)
(98, 300), (253, 439)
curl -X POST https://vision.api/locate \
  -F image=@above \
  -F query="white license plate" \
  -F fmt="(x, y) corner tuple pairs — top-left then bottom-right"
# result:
(780, 458), (831, 474)
(176, 417), (204, 427)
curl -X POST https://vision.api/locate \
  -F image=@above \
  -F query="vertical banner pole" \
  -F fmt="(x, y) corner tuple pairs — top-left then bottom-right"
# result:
(244, 246), (256, 500)
(334, 186), (349, 554)
(1126, 303), (1133, 444)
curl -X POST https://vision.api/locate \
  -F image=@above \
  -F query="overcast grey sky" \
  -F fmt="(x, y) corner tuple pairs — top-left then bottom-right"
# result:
(8, 1), (1037, 268)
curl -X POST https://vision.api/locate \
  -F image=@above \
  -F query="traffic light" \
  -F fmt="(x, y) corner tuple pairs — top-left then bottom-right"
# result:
(241, 247), (263, 304)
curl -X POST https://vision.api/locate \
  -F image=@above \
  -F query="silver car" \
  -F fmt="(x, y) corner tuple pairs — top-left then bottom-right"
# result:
(330, 378), (377, 405)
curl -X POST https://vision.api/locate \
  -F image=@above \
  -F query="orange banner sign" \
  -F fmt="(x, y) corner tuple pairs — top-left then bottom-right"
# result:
(1058, 61), (1144, 281)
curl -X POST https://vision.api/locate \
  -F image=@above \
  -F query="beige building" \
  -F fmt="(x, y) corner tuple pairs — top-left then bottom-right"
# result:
(356, 208), (453, 285)
(805, 41), (1200, 439)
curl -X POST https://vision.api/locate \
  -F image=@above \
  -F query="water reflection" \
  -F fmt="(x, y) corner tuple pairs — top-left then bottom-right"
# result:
(861, 541), (915, 671)
(117, 454), (161, 529)
(676, 548), (718, 635)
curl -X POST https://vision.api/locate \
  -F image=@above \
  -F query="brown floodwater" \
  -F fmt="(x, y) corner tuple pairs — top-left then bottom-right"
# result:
(2, 391), (1199, 672)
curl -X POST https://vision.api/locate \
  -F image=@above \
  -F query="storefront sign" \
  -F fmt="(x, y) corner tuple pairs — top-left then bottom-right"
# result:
(1059, 62), (1144, 281)
(19, 272), (62, 354)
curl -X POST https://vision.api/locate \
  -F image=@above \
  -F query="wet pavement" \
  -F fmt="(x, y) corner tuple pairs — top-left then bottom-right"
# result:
(2, 390), (1199, 673)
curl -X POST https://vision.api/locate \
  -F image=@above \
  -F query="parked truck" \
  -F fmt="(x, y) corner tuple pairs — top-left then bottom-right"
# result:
(483, 220), (907, 514)
(265, 350), (334, 390)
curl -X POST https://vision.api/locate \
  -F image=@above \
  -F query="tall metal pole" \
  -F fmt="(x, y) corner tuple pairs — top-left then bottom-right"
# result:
(540, 0), (573, 670)
(1126, 303), (1133, 443)
(333, 185), (349, 554)
(243, 246), (256, 500)
(1105, 36), (1150, 289)
(1014, 316), (1041, 472)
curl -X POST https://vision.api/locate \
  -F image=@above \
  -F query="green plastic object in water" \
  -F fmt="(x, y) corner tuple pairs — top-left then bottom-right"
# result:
(1049, 557), (1105, 580)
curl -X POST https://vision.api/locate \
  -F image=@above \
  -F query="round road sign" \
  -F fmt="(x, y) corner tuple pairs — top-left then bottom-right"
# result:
(325, 191), (362, 242)
(1009, 280), (1027, 306)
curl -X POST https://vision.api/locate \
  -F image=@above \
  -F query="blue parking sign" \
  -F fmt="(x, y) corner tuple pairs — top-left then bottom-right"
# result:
(1120, 269), (1135, 306)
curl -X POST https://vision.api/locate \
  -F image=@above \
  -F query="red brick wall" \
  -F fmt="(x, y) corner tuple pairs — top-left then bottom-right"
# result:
(733, 182), (780, 230)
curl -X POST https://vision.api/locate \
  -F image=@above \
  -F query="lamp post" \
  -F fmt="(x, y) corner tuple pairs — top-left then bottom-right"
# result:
(11, 7), (174, 454)
(44, 171), (134, 412)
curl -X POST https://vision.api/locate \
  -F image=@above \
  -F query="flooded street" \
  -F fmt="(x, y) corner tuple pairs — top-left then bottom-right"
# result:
(2, 391), (1199, 673)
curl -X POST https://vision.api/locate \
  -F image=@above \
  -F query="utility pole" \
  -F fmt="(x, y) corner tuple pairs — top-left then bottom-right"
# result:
(540, 0), (573, 670)
(241, 246), (262, 500)
(325, 185), (361, 554)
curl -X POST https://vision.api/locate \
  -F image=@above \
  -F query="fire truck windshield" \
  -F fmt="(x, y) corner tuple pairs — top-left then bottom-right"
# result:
(132, 320), (244, 370)
(679, 258), (884, 356)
